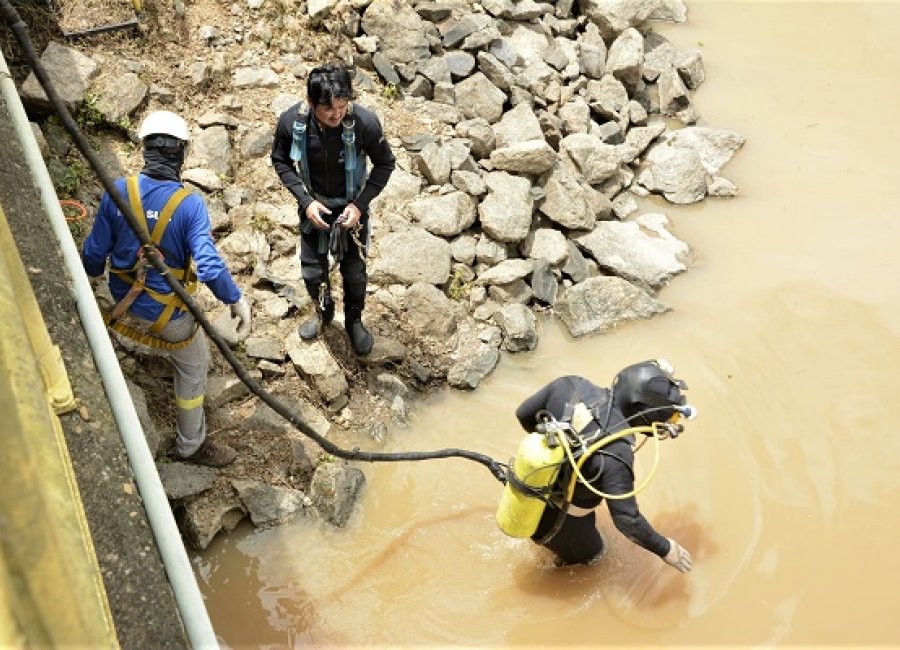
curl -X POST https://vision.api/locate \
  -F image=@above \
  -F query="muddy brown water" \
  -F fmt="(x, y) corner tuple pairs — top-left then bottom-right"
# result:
(193, 3), (900, 647)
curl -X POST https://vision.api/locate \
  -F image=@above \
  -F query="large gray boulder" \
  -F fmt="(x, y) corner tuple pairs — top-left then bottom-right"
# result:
(409, 191), (478, 237)
(577, 0), (687, 40)
(556, 276), (669, 337)
(286, 339), (348, 405)
(232, 480), (308, 527)
(447, 342), (501, 390)
(492, 101), (544, 148)
(575, 213), (690, 289)
(361, 0), (430, 64)
(403, 282), (467, 339)
(489, 140), (558, 175)
(310, 463), (366, 527)
(455, 73), (507, 123)
(540, 164), (597, 230)
(478, 172), (534, 243)
(20, 41), (100, 113)
(370, 227), (452, 285)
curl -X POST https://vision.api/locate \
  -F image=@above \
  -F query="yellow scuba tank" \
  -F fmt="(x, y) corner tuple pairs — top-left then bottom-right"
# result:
(495, 431), (565, 538)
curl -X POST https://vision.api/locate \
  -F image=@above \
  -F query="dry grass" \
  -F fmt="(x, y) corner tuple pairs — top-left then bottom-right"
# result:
(0, 2), (62, 83)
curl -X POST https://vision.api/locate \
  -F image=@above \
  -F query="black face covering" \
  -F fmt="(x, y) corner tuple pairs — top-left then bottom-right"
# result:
(141, 143), (185, 182)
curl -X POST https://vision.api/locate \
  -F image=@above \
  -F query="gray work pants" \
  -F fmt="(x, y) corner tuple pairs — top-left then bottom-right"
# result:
(135, 312), (209, 457)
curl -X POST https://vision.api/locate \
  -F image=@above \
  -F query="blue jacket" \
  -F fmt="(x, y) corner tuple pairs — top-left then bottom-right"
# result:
(82, 174), (241, 322)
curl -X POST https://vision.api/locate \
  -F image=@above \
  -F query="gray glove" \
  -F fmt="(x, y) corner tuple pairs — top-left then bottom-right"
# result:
(663, 538), (693, 573)
(229, 295), (252, 338)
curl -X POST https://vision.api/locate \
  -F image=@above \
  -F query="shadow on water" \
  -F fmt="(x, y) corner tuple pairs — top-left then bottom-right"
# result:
(322, 506), (494, 603)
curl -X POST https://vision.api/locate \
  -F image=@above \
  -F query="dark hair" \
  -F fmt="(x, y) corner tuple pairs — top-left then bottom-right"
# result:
(307, 64), (354, 107)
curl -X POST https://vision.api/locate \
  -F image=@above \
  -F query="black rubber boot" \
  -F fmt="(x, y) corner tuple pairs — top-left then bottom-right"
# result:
(343, 277), (371, 354)
(298, 312), (323, 340)
(347, 319), (374, 356)
(298, 283), (334, 340)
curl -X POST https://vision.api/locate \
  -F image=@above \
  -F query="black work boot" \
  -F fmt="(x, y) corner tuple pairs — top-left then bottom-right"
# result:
(347, 319), (374, 355)
(183, 438), (236, 468)
(298, 286), (334, 340)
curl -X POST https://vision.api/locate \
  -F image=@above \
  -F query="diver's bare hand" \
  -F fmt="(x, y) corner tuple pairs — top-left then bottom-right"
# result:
(305, 201), (332, 230)
(339, 203), (362, 229)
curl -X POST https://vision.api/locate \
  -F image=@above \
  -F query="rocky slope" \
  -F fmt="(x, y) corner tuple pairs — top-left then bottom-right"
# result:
(11, 0), (743, 549)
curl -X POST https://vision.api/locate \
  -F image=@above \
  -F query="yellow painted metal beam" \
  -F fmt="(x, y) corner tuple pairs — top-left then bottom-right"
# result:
(0, 204), (119, 647)
(0, 202), (75, 414)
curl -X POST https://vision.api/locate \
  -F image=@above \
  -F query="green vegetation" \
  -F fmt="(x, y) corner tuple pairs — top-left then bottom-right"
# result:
(381, 83), (400, 102)
(67, 216), (86, 244)
(250, 210), (273, 232)
(446, 267), (472, 301)
(76, 93), (104, 131)
(50, 154), (89, 199)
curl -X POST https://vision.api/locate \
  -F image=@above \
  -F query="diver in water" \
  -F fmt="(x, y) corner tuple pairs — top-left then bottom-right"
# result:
(509, 359), (694, 570)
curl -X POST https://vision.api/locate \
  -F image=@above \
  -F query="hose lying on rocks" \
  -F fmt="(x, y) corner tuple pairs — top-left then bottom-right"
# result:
(0, 0), (508, 484)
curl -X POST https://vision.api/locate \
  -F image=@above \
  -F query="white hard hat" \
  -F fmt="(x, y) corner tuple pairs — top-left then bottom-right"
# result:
(137, 110), (190, 142)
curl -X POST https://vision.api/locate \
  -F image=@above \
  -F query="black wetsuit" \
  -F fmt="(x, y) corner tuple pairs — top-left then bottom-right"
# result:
(515, 376), (671, 565)
(270, 102), (395, 322)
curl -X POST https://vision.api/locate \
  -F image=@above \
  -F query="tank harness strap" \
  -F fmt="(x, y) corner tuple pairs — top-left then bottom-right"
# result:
(531, 403), (599, 545)
(506, 458), (555, 503)
(570, 402), (594, 434)
(105, 177), (197, 343)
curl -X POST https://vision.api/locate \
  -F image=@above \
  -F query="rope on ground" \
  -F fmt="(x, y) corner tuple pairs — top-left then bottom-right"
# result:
(60, 199), (87, 222)
(0, 0), (507, 484)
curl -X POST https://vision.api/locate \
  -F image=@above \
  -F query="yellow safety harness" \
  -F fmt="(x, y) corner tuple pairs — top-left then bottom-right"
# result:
(103, 175), (198, 350)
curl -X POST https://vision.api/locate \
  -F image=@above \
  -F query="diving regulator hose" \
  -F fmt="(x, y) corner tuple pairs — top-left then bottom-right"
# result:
(559, 423), (667, 502)
(0, 1), (506, 482)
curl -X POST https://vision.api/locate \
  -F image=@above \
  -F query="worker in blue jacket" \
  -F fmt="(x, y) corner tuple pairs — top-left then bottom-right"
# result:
(82, 110), (251, 467)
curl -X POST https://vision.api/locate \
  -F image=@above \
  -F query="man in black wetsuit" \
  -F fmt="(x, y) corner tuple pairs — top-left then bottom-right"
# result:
(271, 64), (395, 355)
(514, 360), (694, 570)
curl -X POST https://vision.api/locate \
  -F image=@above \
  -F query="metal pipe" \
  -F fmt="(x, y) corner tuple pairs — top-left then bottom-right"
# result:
(0, 49), (219, 650)
(62, 19), (139, 40)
